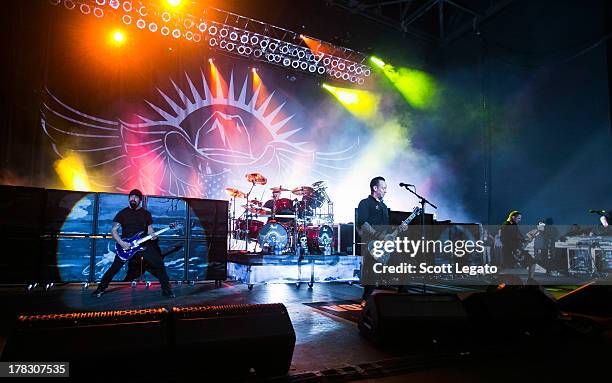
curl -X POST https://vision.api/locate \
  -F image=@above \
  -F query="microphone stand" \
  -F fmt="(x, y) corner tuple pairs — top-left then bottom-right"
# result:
(400, 185), (437, 294)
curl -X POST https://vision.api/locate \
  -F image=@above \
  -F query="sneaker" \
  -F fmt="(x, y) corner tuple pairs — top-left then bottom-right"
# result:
(162, 289), (176, 299)
(91, 289), (105, 298)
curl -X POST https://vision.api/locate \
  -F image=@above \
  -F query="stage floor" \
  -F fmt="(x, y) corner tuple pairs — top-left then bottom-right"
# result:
(0, 281), (392, 374)
(0, 280), (608, 381)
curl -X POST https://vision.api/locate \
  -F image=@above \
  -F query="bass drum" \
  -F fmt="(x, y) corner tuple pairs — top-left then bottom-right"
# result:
(305, 225), (335, 254)
(258, 221), (290, 254)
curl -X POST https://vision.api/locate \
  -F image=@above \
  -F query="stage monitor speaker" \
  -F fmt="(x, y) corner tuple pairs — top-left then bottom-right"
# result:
(557, 283), (612, 318)
(462, 286), (560, 340)
(171, 303), (295, 378)
(1, 308), (169, 378)
(358, 293), (470, 349)
(335, 223), (354, 254)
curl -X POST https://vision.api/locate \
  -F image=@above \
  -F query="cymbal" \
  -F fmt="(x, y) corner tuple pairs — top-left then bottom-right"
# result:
(292, 186), (314, 196)
(249, 199), (263, 206)
(312, 180), (326, 188)
(225, 187), (246, 198)
(242, 205), (270, 215)
(270, 186), (290, 192)
(246, 172), (267, 185)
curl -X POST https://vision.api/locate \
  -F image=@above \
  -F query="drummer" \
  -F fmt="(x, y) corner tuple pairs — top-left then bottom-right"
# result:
(264, 189), (295, 224)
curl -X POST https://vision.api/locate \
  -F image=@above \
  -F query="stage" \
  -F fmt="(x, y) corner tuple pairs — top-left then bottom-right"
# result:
(0, 279), (609, 381)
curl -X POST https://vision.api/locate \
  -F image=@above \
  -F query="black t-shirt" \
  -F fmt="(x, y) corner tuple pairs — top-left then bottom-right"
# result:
(113, 207), (153, 238)
(357, 195), (390, 230)
(500, 220), (522, 252)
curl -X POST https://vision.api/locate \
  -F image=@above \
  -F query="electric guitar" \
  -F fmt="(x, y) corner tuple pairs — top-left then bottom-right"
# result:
(512, 229), (541, 265)
(115, 223), (178, 261)
(366, 207), (423, 264)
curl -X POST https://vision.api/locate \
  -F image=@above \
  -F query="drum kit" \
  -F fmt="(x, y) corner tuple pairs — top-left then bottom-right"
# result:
(226, 172), (335, 255)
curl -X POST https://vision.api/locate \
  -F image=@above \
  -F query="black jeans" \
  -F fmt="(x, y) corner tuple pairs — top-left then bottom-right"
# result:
(98, 244), (171, 291)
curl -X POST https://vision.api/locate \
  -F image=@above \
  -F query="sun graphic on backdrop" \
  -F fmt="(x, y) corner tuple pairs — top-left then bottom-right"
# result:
(41, 66), (357, 198)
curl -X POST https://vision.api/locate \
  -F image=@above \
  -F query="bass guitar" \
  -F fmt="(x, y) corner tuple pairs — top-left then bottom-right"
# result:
(115, 223), (178, 261)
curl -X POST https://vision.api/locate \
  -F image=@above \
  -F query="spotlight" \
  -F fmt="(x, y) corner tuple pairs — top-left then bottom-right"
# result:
(342, 72), (349, 80)
(219, 28), (228, 38)
(185, 31), (193, 40)
(161, 12), (171, 23)
(323, 57), (331, 66)
(219, 40), (227, 49)
(280, 44), (289, 54)
(109, 0), (119, 9)
(299, 34), (304, 39)
(357, 78), (364, 85)
(266, 53), (275, 61)
(252, 67), (257, 73)
(227, 42), (235, 51)
(122, 14), (132, 24)
(198, 22), (207, 32)
(79, 4), (90, 14)
(95, 0), (105, 5)
(291, 60), (299, 68)
(260, 39), (269, 49)
(317, 66), (326, 74)
(137, 6), (147, 16)
(112, 30), (125, 44)
(308, 65), (316, 72)
(149, 22), (158, 32)
(167, 0), (180, 6)
(208, 58), (213, 63)
(122, 1), (132, 12)
(274, 54), (282, 62)
(370, 56), (385, 68)
(93, 7), (104, 17)
(250, 35), (259, 45)
(244, 46), (252, 55)
(136, 19), (145, 29)
(338, 62), (346, 71)
(172, 29), (181, 38)
(297, 50), (305, 58)
(254, 49), (263, 57)
(193, 33), (201, 42)
(363, 68), (371, 76)
(268, 42), (278, 51)
(241, 34), (249, 44)
(283, 58), (291, 66)
(209, 37), (217, 46)
(64, 0), (76, 10)
(161, 26), (170, 35)
(300, 61), (308, 70)
(208, 25), (217, 35)
(355, 66), (363, 75)
(229, 31), (238, 41)
(237, 45), (245, 54)
(184, 18), (194, 29)
(331, 59), (338, 67)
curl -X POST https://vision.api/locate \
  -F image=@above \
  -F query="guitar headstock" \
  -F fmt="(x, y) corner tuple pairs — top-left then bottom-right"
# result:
(412, 206), (423, 216)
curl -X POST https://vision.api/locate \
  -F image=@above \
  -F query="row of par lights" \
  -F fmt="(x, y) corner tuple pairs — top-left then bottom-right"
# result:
(52, 0), (371, 83)
(200, 22), (371, 83)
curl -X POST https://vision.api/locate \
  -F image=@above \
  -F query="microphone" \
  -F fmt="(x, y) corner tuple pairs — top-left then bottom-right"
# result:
(399, 182), (414, 188)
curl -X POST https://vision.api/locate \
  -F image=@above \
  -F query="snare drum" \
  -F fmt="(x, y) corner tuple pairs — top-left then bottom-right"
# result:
(305, 225), (335, 254)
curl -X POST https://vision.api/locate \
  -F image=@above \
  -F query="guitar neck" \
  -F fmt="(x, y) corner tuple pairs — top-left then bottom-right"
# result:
(135, 227), (172, 245)
(389, 212), (419, 237)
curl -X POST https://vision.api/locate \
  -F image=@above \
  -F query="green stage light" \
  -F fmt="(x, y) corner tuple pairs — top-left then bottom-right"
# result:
(370, 56), (386, 69)
(322, 83), (380, 120)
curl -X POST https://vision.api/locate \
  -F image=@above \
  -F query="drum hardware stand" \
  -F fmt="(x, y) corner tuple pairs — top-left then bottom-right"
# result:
(244, 181), (257, 251)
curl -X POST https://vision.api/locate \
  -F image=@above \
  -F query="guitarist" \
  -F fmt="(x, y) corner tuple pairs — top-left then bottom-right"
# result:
(356, 177), (408, 303)
(92, 189), (175, 298)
